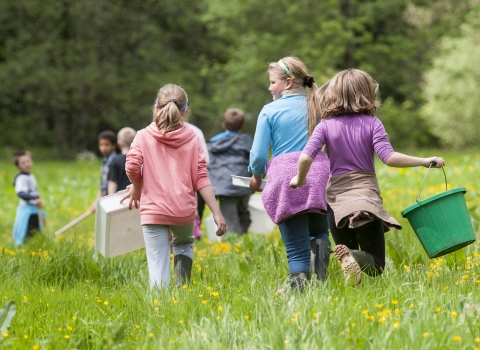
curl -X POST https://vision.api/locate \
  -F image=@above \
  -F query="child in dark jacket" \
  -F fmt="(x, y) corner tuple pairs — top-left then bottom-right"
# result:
(208, 108), (253, 234)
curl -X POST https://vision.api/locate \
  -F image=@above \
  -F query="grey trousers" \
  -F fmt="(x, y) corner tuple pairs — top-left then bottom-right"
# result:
(218, 194), (252, 234)
(142, 223), (194, 289)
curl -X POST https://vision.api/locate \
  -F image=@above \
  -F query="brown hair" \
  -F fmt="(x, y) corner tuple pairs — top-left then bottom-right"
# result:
(12, 150), (31, 166)
(153, 84), (188, 134)
(268, 56), (319, 136)
(314, 68), (380, 120)
(223, 108), (245, 131)
(117, 127), (136, 148)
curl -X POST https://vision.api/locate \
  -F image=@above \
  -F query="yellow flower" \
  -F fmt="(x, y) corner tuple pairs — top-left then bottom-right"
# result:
(362, 310), (369, 314)
(72, 315), (77, 320)
(33, 345), (40, 350)
(218, 306), (223, 311)
(2, 333), (8, 338)
(475, 337), (480, 343)
(422, 332), (429, 337)
(284, 340), (289, 344)
(391, 300), (398, 305)
(64, 335), (70, 339)
(67, 326), (73, 331)
(244, 315), (250, 320)
(103, 301), (109, 305)
(206, 286), (212, 291)
(58, 327), (62, 332)
(136, 324), (141, 329)
(179, 320), (183, 324)
(149, 333), (153, 338)
(435, 307), (441, 313)
(376, 304), (383, 308)
(23, 295), (28, 302)
(451, 311), (457, 318)
(24, 335), (28, 339)
(154, 299), (158, 305)
(182, 285), (187, 289)
(201, 300), (207, 305)
(312, 313), (318, 318)
(443, 286), (449, 291)
(211, 291), (219, 297)
(453, 336), (461, 342)
(393, 321), (400, 328)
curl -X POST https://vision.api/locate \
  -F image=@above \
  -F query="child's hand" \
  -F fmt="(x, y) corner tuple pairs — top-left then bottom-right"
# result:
(424, 157), (446, 168)
(120, 184), (142, 210)
(249, 175), (264, 192)
(213, 212), (226, 236)
(34, 198), (43, 209)
(289, 175), (306, 188)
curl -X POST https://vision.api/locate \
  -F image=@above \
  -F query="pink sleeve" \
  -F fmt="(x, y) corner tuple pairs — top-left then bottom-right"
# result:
(196, 138), (211, 190)
(125, 132), (143, 185)
(302, 121), (326, 158)
(372, 118), (395, 163)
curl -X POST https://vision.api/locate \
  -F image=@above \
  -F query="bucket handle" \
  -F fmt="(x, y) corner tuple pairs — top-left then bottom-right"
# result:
(416, 162), (447, 203)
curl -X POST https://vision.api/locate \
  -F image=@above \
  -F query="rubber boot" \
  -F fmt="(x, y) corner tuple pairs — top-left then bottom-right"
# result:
(333, 245), (362, 285)
(289, 272), (311, 292)
(351, 250), (380, 276)
(174, 254), (193, 287)
(310, 238), (331, 282)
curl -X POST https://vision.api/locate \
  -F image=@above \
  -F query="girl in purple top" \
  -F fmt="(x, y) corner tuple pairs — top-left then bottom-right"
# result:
(290, 69), (445, 284)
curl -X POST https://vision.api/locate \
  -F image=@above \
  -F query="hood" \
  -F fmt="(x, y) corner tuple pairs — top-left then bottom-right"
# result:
(208, 133), (253, 154)
(146, 122), (196, 148)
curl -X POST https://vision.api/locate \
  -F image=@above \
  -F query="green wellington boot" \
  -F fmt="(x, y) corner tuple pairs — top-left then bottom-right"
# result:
(333, 245), (378, 284)
(351, 250), (380, 276)
(310, 238), (331, 282)
(174, 254), (193, 287)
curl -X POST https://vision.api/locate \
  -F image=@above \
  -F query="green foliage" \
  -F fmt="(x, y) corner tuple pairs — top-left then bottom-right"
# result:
(0, 301), (17, 336)
(422, 3), (480, 148)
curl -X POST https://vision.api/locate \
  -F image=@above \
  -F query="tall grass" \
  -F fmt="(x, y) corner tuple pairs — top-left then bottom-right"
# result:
(1, 152), (479, 349)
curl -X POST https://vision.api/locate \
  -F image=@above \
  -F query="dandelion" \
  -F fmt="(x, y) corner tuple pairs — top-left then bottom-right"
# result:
(58, 327), (62, 332)
(476, 337), (480, 343)
(453, 336), (461, 342)
(149, 333), (153, 338)
(403, 265), (410, 272)
(201, 300), (207, 305)
(435, 307), (441, 313)
(136, 325), (141, 329)
(284, 340), (289, 344)
(33, 345), (40, 350)
(154, 307), (159, 313)
(391, 300), (398, 305)
(313, 313), (318, 318)
(218, 306), (223, 311)
(182, 285), (187, 289)
(154, 299), (158, 305)
(24, 335), (28, 339)
(393, 321), (400, 328)
(67, 326), (73, 331)
(173, 299), (178, 305)
(423, 333), (429, 337)
(443, 286), (449, 291)
(244, 315), (250, 320)
(206, 286), (212, 291)
(376, 304), (383, 308)
(211, 291), (219, 297)
(179, 320), (183, 324)
(451, 311), (457, 318)
(362, 310), (369, 315)
(103, 301), (109, 305)
(72, 315), (77, 320)
(64, 335), (70, 339)
(2, 333), (8, 338)
(198, 294), (203, 298)
(333, 297), (339, 303)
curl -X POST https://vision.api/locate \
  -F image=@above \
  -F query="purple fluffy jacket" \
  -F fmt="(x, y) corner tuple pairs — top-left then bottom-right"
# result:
(262, 151), (329, 224)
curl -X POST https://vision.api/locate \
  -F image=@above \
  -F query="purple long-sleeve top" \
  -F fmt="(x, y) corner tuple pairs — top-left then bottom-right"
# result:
(303, 114), (395, 177)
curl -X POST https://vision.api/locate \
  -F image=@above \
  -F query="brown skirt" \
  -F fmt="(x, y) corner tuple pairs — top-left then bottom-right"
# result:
(326, 171), (401, 232)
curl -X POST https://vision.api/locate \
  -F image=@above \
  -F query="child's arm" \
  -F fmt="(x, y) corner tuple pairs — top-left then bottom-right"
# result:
(108, 181), (118, 195)
(198, 185), (226, 236)
(290, 153), (314, 188)
(385, 153), (445, 168)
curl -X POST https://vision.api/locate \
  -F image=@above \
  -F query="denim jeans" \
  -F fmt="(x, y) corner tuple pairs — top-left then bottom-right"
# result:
(278, 213), (329, 274)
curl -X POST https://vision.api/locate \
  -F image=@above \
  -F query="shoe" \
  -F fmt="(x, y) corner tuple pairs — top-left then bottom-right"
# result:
(333, 245), (362, 285)
(310, 238), (331, 282)
(351, 250), (379, 276)
(289, 272), (311, 292)
(174, 254), (193, 287)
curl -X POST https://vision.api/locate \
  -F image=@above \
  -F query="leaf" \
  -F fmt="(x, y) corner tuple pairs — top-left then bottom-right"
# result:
(0, 301), (17, 334)
(238, 262), (251, 274)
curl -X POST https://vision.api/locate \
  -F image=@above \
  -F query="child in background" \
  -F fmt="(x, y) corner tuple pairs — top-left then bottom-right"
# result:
(249, 57), (330, 290)
(12, 151), (45, 246)
(90, 131), (117, 212)
(290, 68), (445, 284)
(108, 127), (136, 194)
(121, 84), (226, 289)
(208, 108), (253, 234)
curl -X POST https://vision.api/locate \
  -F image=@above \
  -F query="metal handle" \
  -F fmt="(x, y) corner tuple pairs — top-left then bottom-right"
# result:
(416, 162), (447, 203)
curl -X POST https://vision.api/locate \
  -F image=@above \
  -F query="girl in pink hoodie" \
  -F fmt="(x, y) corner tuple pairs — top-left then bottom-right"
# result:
(121, 84), (226, 288)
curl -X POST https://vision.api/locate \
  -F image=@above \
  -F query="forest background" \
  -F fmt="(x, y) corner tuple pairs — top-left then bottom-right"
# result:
(0, 0), (479, 158)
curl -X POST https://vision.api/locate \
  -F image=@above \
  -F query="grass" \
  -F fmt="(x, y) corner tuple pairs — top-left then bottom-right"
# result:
(1, 151), (480, 349)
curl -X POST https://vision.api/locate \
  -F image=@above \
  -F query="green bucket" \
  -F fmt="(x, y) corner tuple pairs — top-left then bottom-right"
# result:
(401, 165), (475, 258)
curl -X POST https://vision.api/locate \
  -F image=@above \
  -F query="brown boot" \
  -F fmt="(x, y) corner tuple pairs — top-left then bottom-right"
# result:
(333, 245), (362, 285)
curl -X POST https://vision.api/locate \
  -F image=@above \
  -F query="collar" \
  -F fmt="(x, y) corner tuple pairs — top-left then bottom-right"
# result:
(279, 87), (307, 99)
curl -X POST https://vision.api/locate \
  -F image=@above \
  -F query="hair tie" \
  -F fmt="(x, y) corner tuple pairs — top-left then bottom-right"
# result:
(154, 96), (188, 111)
(168, 99), (177, 104)
(303, 76), (315, 88)
(278, 59), (295, 80)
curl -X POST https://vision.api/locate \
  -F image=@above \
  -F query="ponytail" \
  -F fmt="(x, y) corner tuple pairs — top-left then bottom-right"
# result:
(306, 81), (319, 137)
(152, 84), (188, 134)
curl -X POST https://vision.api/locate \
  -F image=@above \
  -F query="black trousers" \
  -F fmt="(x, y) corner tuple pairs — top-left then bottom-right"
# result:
(25, 214), (40, 242)
(327, 205), (385, 270)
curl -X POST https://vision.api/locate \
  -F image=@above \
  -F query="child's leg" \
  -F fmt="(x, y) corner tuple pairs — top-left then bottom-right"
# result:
(307, 213), (331, 282)
(142, 224), (171, 288)
(237, 194), (251, 234)
(327, 206), (359, 249)
(219, 196), (243, 234)
(170, 222), (195, 287)
(352, 220), (385, 274)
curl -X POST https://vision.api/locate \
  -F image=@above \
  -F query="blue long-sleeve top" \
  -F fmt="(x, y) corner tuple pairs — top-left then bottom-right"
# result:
(248, 93), (309, 175)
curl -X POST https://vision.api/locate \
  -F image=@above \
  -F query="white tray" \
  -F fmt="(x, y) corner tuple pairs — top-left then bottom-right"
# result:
(95, 190), (144, 258)
(231, 175), (267, 190)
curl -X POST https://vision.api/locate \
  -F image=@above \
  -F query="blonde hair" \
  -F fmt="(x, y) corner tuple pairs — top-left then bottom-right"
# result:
(268, 56), (318, 136)
(314, 68), (380, 120)
(223, 108), (244, 131)
(152, 84), (188, 134)
(117, 127), (136, 148)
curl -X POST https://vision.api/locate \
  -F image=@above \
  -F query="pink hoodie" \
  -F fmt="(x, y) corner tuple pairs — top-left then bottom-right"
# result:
(126, 122), (211, 226)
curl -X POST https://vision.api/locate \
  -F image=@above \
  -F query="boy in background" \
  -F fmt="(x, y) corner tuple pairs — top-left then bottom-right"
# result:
(12, 150), (45, 245)
(90, 130), (117, 212)
(108, 127), (136, 194)
(207, 108), (253, 234)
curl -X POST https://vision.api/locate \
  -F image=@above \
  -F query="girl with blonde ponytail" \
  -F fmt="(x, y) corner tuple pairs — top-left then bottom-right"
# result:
(249, 57), (330, 291)
(122, 84), (226, 289)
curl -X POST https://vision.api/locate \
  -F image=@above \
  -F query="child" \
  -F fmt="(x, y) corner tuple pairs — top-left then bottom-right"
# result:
(208, 108), (253, 234)
(290, 68), (445, 284)
(108, 127), (136, 194)
(90, 130), (117, 212)
(249, 57), (330, 290)
(121, 84), (226, 288)
(12, 151), (45, 246)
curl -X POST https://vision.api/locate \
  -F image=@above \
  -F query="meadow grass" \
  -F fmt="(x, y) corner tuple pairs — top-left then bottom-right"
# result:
(1, 151), (480, 349)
